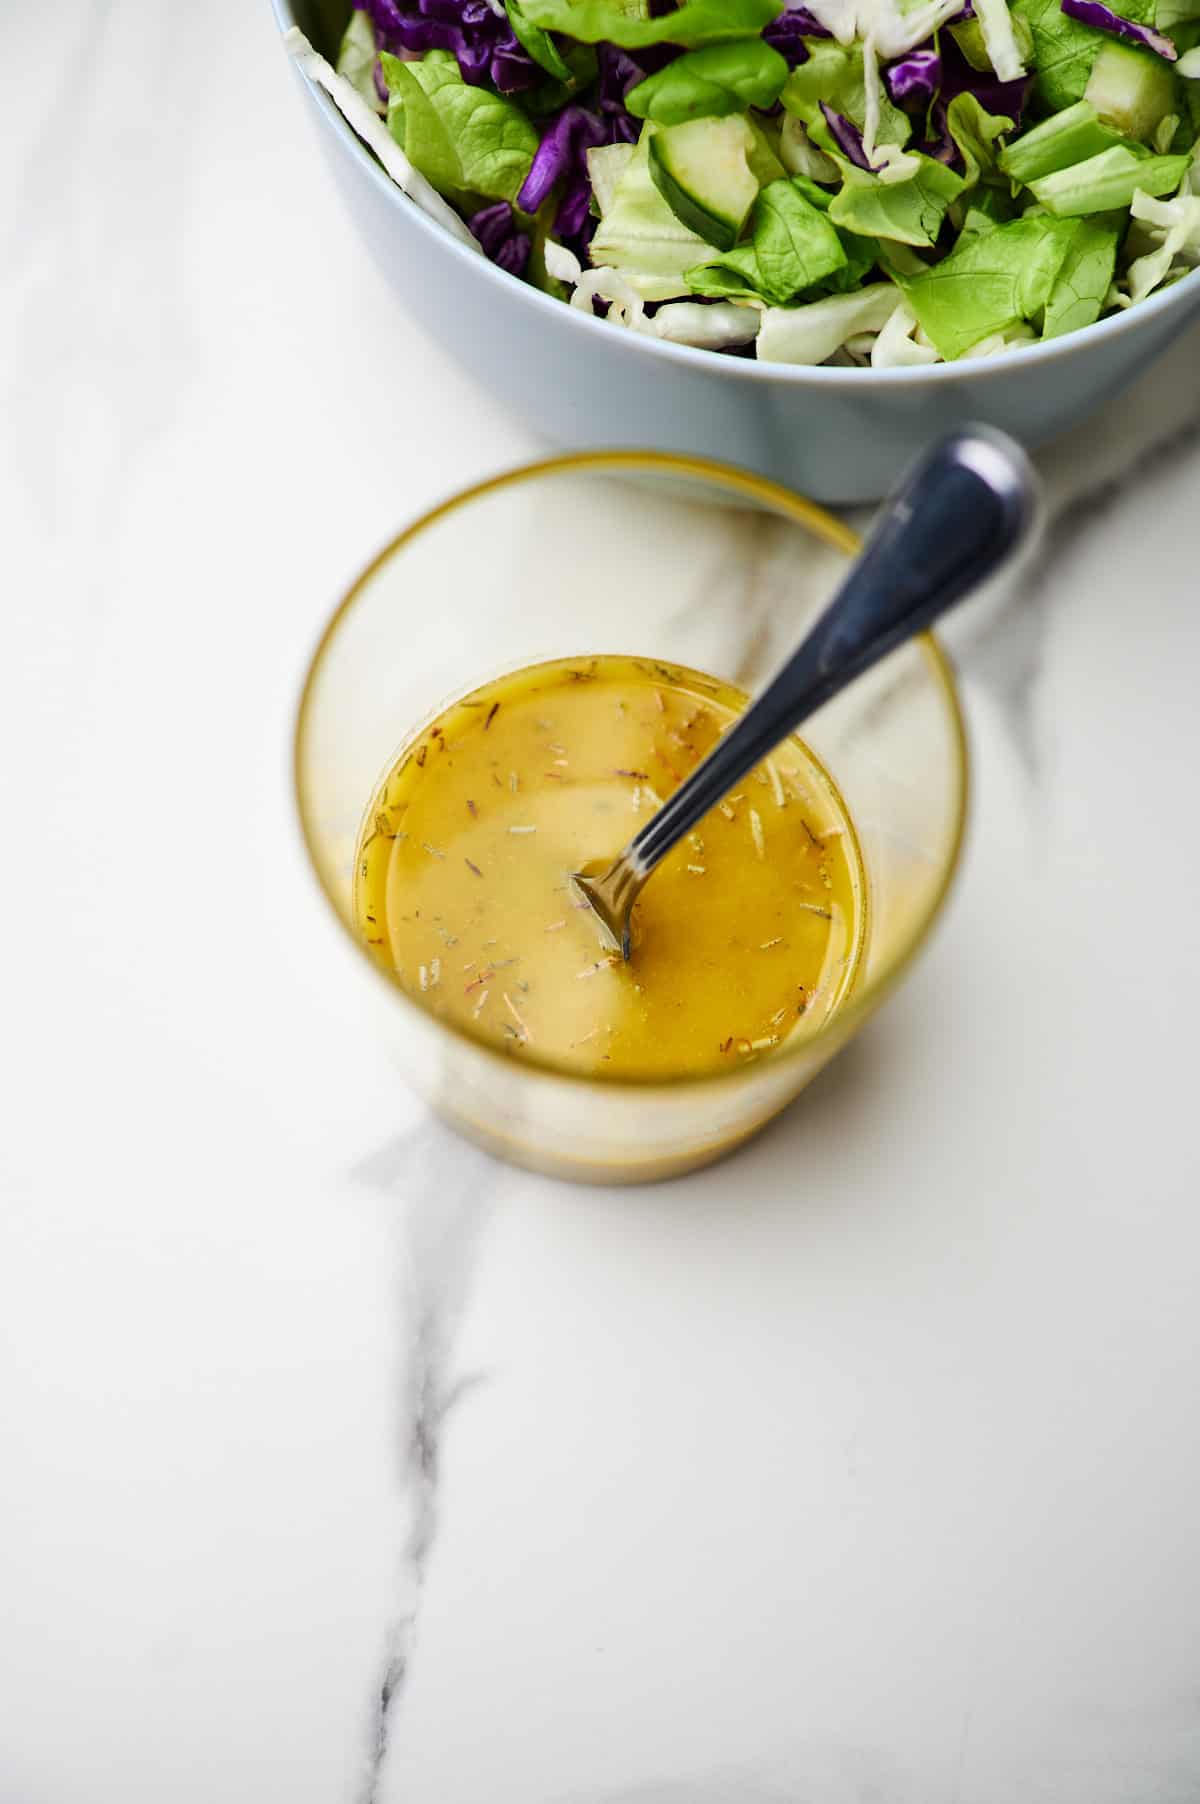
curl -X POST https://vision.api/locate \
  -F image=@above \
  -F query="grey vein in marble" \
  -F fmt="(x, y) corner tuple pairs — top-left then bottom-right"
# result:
(353, 1119), (500, 1804)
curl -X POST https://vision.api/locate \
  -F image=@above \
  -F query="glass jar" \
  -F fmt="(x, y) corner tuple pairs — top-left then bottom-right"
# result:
(294, 452), (968, 1183)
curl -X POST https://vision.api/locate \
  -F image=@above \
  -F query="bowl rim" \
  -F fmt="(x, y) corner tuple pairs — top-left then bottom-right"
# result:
(293, 448), (971, 1090)
(272, 0), (1200, 389)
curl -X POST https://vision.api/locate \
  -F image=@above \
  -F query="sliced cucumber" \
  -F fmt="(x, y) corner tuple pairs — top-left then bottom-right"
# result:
(1085, 40), (1179, 141)
(646, 116), (759, 251)
(589, 131), (713, 299)
(1000, 99), (1126, 181)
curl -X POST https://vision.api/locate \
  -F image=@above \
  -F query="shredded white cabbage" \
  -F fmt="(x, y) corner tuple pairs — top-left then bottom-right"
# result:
(857, 38), (926, 176)
(870, 142), (924, 182)
(870, 298), (941, 365)
(335, 9), (388, 115)
(778, 117), (841, 181)
(283, 27), (481, 253)
(1131, 191), (1192, 229)
(861, 35), (883, 163)
(586, 143), (638, 216)
(544, 239), (583, 284)
(652, 301), (762, 349)
(551, 248), (763, 349)
(1124, 186), (1200, 301)
(803, 0), (967, 58)
(1176, 46), (1200, 75)
(959, 322), (1037, 358)
(550, 249), (759, 351)
(570, 267), (654, 330)
(756, 284), (902, 363)
(971, 0), (1027, 83)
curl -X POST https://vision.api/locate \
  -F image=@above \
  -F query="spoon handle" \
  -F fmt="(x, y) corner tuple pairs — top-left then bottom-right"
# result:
(629, 426), (1037, 875)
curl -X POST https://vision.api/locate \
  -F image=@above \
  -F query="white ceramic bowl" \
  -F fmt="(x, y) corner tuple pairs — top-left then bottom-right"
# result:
(273, 0), (1200, 502)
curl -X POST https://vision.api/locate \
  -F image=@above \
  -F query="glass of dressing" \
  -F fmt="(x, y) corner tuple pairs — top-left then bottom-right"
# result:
(294, 452), (968, 1183)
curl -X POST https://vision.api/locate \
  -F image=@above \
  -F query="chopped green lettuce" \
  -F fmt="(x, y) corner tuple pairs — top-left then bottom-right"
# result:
(382, 51), (539, 204)
(829, 155), (964, 246)
(506, 0), (578, 81)
(1042, 218), (1120, 332)
(773, 172), (884, 285)
(627, 40), (789, 123)
(1029, 144), (1189, 211)
(1014, 0), (1108, 110)
(945, 93), (1016, 190)
(685, 179), (849, 302)
(745, 117), (788, 187)
(898, 213), (1078, 354)
(1158, 0), (1200, 32)
(336, 10), (381, 109)
(999, 100), (1126, 182)
(515, 0), (783, 49)
(782, 42), (912, 148)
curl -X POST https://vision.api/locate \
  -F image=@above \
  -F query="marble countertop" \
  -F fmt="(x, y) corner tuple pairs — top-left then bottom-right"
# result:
(4, 4), (1200, 1801)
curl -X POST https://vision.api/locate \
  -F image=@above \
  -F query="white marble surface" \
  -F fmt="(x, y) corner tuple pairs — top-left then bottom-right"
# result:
(4, 5), (1200, 1801)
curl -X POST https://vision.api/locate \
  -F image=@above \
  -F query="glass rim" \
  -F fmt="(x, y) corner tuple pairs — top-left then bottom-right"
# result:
(293, 448), (970, 1091)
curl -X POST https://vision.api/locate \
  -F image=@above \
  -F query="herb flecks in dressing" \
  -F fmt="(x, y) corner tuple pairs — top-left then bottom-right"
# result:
(354, 656), (866, 1079)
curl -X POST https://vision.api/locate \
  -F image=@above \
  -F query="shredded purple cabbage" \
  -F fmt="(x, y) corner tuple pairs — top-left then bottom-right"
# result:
(885, 46), (941, 109)
(921, 105), (959, 162)
(939, 38), (1031, 118)
(1059, 0), (1176, 57)
(595, 43), (644, 141)
(355, 0), (540, 92)
(518, 104), (608, 210)
(514, 99), (636, 253)
(819, 102), (872, 167)
(762, 3), (833, 67)
(887, 28), (1028, 150)
(469, 200), (532, 274)
(905, 40), (1028, 164)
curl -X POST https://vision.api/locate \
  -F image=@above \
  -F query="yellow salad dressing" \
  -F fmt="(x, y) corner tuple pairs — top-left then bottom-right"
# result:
(354, 656), (867, 1078)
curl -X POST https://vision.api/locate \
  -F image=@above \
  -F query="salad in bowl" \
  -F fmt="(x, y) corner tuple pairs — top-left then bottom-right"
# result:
(287, 0), (1200, 368)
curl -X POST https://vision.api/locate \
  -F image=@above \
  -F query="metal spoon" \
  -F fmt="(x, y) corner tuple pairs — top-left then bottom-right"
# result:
(572, 427), (1038, 960)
